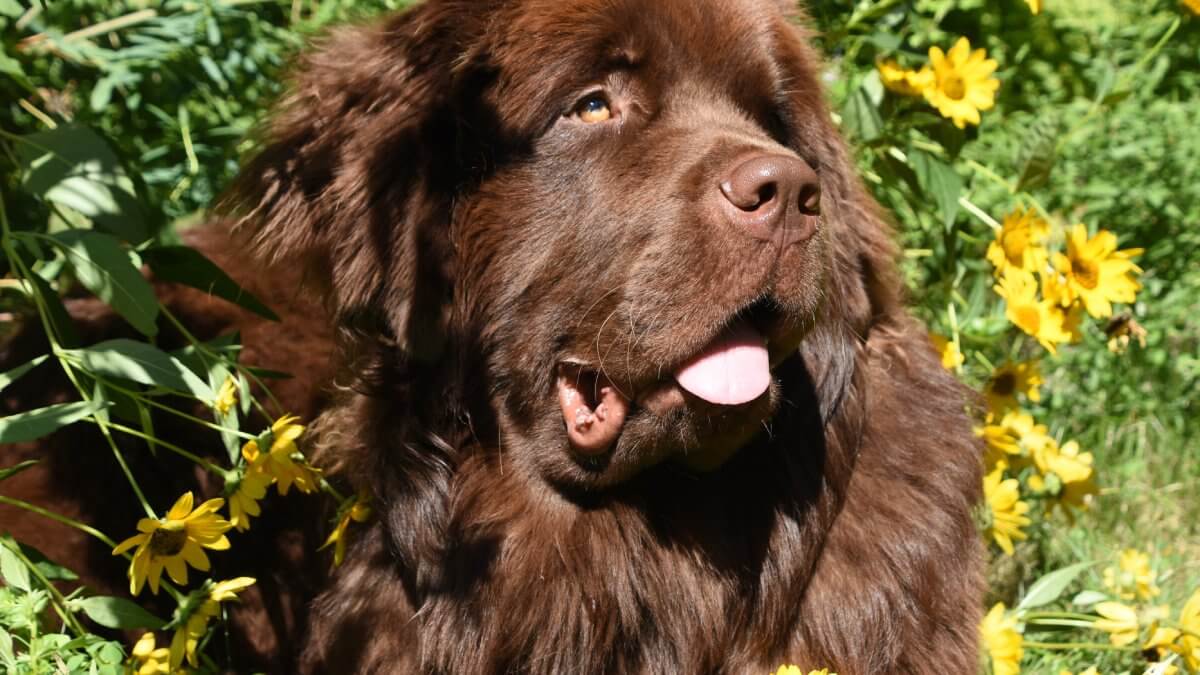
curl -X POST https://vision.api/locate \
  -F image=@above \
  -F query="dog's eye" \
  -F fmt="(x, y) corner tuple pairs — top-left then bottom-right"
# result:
(573, 94), (613, 124)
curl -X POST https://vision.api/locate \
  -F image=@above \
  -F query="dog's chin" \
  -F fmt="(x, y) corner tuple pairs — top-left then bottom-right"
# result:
(531, 379), (779, 495)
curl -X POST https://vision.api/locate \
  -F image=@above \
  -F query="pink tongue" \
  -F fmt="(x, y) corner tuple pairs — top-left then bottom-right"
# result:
(674, 321), (770, 405)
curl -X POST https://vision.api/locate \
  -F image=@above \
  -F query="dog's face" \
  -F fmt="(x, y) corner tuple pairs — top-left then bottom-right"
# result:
(455, 0), (835, 489)
(234, 0), (879, 494)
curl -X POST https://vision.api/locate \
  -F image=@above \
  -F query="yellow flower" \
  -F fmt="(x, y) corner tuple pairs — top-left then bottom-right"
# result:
(1184, 0), (1200, 16)
(130, 632), (170, 675)
(994, 269), (1069, 353)
(1176, 587), (1200, 670)
(1055, 302), (1086, 345)
(770, 668), (835, 675)
(923, 37), (1000, 128)
(1144, 623), (1182, 662)
(987, 209), (1050, 280)
(984, 360), (1042, 414)
(983, 464), (1031, 555)
(169, 577), (255, 670)
(1102, 549), (1160, 601)
(244, 415), (320, 496)
(112, 492), (232, 596)
(212, 376), (238, 416)
(1026, 0), (1042, 13)
(1094, 601), (1140, 646)
(930, 332), (964, 371)
(981, 603), (1023, 675)
(1041, 269), (1074, 309)
(977, 420), (1021, 471)
(1028, 439), (1096, 516)
(320, 492), (373, 568)
(228, 470), (271, 533)
(227, 443), (273, 532)
(878, 60), (933, 97)
(1052, 224), (1143, 319)
(1008, 412), (1054, 453)
(978, 409), (1054, 471)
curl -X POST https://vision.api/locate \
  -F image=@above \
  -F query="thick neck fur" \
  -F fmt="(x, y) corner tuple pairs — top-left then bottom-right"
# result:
(304, 349), (871, 674)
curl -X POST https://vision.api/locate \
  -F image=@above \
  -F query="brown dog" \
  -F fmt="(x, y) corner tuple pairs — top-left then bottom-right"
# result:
(2, 1), (984, 673)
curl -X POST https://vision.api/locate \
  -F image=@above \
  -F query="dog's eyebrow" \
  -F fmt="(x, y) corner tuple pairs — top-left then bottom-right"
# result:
(603, 45), (642, 70)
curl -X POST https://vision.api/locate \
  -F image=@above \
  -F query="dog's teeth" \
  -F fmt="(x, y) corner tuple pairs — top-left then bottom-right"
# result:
(595, 404), (607, 421)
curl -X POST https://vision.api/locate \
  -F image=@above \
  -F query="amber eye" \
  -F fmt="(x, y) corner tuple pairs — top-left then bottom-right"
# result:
(575, 94), (613, 123)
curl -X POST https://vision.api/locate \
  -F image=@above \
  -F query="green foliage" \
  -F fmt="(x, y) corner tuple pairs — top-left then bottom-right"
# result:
(1, 0), (1197, 673)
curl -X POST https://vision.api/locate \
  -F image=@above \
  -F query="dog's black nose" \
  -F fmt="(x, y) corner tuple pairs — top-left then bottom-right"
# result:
(719, 153), (820, 246)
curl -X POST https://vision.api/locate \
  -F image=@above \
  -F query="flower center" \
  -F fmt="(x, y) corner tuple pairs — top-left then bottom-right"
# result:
(148, 522), (188, 557)
(1072, 257), (1100, 289)
(943, 74), (967, 100)
(990, 373), (1016, 397)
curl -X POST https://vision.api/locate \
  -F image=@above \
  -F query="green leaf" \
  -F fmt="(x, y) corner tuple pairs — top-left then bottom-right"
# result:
(14, 541), (78, 581)
(22, 268), (81, 347)
(74, 596), (166, 630)
(1016, 561), (1093, 612)
(1071, 590), (1109, 607)
(0, 541), (31, 592)
(65, 339), (214, 400)
(841, 84), (884, 143)
(0, 627), (14, 670)
(0, 49), (32, 91)
(865, 31), (902, 53)
(0, 355), (47, 394)
(49, 230), (159, 337)
(0, 400), (105, 444)
(907, 148), (962, 231)
(143, 246), (279, 321)
(94, 640), (126, 667)
(1014, 115), (1060, 193)
(0, 0), (23, 18)
(15, 126), (148, 243)
(0, 460), (38, 482)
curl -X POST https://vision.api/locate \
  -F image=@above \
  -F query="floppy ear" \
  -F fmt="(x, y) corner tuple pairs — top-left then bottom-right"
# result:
(223, 2), (486, 599)
(770, 10), (906, 423)
(222, 3), (462, 363)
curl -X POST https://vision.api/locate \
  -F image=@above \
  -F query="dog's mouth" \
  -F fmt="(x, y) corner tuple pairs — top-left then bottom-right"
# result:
(556, 315), (773, 458)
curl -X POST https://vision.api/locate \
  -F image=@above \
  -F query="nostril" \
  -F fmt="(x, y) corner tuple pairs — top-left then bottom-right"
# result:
(720, 176), (780, 213)
(719, 153), (819, 245)
(755, 182), (777, 210)
(798, 183), (821, 216)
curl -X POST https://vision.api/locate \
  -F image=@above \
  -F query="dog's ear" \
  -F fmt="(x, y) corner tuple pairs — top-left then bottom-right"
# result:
(771, 11), (905, 422)
(223, 3), (462, 363)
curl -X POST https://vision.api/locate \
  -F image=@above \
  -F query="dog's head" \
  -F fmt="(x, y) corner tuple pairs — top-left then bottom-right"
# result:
(228, 0), (899, 495)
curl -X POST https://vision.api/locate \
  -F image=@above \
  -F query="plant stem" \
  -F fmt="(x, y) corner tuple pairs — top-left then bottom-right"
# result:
(0, 495), (118, 549)
(1023, 610), (1102, 622)
(1023, 640), (1136, 651)
(160, 306), (287, 416)
(1, 539), (88, 636)
(94, 376), (256, 440)
(96, 420), (227, 476)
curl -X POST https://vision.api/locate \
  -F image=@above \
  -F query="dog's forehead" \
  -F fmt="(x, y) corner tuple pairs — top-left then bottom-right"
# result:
(496, 0), (778, 64)
(475, 0), (791, 132)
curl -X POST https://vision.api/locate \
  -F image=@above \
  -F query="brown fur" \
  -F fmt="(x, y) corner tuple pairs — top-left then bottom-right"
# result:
(1, 1), (984, 673)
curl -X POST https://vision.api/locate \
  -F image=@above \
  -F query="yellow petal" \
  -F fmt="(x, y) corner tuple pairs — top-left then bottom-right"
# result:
(164, 556), (189, 586)
(166, 492), (195, 520)
(181, 541), (211, 572)
(113, 533), (147, 555)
